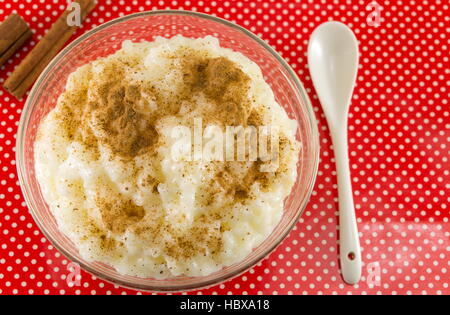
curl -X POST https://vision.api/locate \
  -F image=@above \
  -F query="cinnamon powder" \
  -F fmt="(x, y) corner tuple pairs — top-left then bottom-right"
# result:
(55, 47), (290, 261)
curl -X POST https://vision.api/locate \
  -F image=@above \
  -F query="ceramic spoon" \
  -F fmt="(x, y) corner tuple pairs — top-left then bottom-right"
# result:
(308, 22), (361, 284)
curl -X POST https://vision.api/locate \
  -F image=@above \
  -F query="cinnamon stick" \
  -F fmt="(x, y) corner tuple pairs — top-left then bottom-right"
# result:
(4, 0), (96, 99)
(0, 14), (32, 67)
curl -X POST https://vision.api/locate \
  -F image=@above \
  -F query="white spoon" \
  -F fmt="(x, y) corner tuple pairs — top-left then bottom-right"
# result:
(307, 21), (361, 285)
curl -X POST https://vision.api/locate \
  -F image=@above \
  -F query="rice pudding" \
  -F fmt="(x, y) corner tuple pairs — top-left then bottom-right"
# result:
(35, 36), (300, 278)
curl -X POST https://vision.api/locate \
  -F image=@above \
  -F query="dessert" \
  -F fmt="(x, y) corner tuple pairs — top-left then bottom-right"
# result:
(35, 36), (300, 278)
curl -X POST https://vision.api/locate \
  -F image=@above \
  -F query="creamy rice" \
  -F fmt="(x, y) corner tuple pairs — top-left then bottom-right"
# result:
(35, 36), (300, 278)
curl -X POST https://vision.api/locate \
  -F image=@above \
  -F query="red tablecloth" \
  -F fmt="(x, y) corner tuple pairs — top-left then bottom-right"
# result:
(0, 0), (448, 295)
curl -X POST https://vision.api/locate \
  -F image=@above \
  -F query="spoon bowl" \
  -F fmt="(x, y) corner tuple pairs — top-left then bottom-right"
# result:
(308, 22), (359, 129)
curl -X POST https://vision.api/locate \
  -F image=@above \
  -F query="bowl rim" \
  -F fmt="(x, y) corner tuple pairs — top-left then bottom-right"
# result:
(16, 9), (320, 292)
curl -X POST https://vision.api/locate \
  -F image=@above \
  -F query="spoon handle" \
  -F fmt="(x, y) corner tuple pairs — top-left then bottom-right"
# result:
(331, 127), (362, 285)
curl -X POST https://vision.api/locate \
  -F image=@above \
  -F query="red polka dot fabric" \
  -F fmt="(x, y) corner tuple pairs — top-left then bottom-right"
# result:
(0, 0), (449, 295)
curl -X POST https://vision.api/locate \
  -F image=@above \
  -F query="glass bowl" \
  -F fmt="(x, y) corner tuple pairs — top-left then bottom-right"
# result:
(16, 10), (319, 292)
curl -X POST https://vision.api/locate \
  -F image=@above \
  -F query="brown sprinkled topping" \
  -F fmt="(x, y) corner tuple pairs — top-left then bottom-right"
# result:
(96, 195), (145, 234)
(50, 46), (294, 263)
